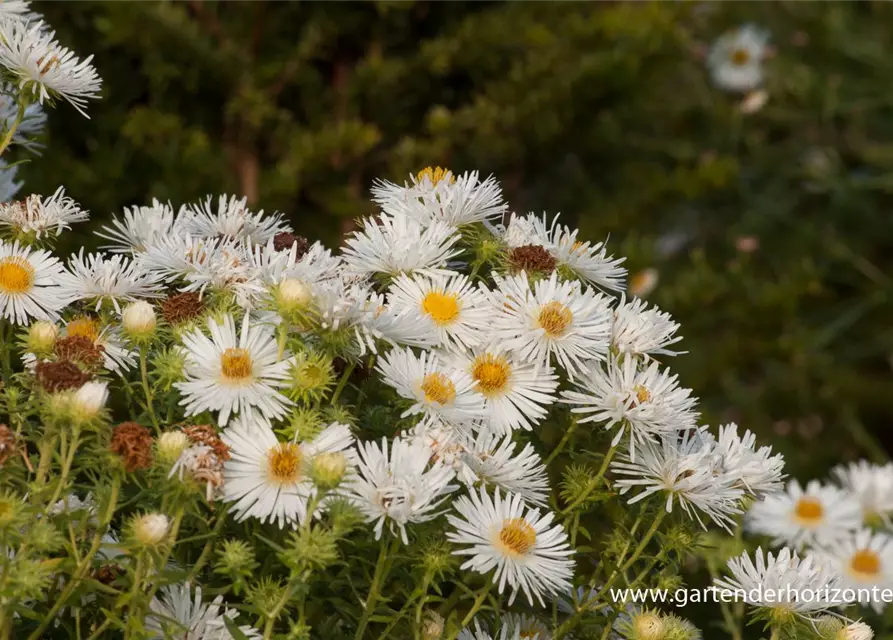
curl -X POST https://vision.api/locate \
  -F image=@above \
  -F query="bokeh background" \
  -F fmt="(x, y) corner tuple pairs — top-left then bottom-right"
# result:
(23, 1), (893, 482)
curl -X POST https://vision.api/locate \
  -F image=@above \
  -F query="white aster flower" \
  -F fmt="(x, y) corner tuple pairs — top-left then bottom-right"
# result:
(814, 529), (893, 614)
(97, 200), (177, 254)
(388, 272), (490, 352)
(373, 167), (507, 227)
(460, 431), (550, 507)
(0, 187), (88, 239)
(489, 272), (612, 379)
(746, 480), (862, 550)
(175, 314), (293, 426)
(376, 346), (486, 425)
(611, 296), (683, 359)
(450, 348), (558, 434)
(500, 213), (626, 291)
(832, 460), (893, 527)
(178, 194), (289, 245)
(714, 547), (851, 618)
(562, 356), (699, 460)
(0, 239), (72, 324)
(147, 582), (260, 640)
(707, 24), (770, 93)
(346, 436), (457, 543)
(342, 213), (461, 279)
(0, 19), (101, 117)
(253, 238), (342, 291)
(713, 423), (785, 499)
(62, 249), (164, 313)
(222, 415), (355, 527)
(458, 616), (548, 640)
(447, 487), (574, 607)
(612, 428), (745, 531)
(48, 492), (97, 523)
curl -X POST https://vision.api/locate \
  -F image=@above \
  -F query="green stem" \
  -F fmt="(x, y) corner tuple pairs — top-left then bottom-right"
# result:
(443, 582), (492, 640)
(0, 101), (24, 156)
(44, 427), (81, 513)
(330, 362), (356, 405)
(139, 345), (160, 431)
(85, 619), (112, 640)
(554, 510), (667, 640)
(27, 478), (120, 640)
(354, 536), (397, 640)
(186, 508), (230, 581)
(544, 418), (578, 466)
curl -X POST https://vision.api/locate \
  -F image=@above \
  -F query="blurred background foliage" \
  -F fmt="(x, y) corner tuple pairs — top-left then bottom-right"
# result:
(22, 0), (893, 480)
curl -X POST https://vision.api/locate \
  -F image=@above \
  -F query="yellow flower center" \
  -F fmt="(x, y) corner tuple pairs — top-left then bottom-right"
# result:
(416, 166), (455, 186)
(729, 48), (751, 66)
(66, 316), (100, 341)
(849, 549), (882, 579)
(421, 290), (460, 325)
(267, 443), (302, 483)
(537, 301), (573, 337)
(497, 518), (536, 557)
(631, 384), (651, 406)
(793, 497), (824, 526)
(0, 257), (34, 294)
(421, 373), (456, 406)
(220, 348), (253, 382)
(471, 353), (511, 397)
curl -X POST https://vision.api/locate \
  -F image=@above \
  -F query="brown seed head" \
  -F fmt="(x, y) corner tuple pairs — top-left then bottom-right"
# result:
(54, 335), (105, 367)
(161, 292), (205, 326)
(182, 424), (231, 462)
(35, 360), (92, 392)
(109, 422), (154, 472)
(273, 232), (310, 258)
(508, 244), (557, 275)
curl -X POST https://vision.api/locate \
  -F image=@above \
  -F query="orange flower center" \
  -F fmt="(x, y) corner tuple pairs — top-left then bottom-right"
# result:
(850, 549), (882, 578)
(471, 353), (511, 396)
(416, 166), (455, 186)
(267, 443), (302, 483)
(497, 518), (536, 557)
(793, 497), (824, 526)
(220, 348), (253, 382)
(421, 373), (456, 406)
(537, 301), (573, 337)
(0, 257), (34, 294)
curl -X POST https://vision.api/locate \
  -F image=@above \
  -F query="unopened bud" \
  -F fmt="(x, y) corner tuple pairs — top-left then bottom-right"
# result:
(156, 431), (189, 466)
(310, 451), (347, 490)
(27, 321), (58, 354)
(131, 512), (169, 547)
(122, 301), (156, 339)
(70, 381), (108, 422)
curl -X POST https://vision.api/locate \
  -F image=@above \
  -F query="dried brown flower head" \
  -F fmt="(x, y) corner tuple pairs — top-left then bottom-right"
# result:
(272, 232), (310, 258)
(182, 424), (231, 462)
(0, 425), (17, 466)
(54, 335), (105, 367)
(93, 564), (122, 585)
(508, 244), (557, 275)
(35, 360), (92, 392)
(161, 292), (205, 326)
(109, 422), (154, 472)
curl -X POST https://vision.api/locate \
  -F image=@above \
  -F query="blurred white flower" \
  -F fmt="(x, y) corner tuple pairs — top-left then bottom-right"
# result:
(707, 24), (770, 93)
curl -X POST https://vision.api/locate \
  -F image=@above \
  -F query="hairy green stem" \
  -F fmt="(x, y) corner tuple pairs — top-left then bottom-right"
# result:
(560, 444), (617, 516)
(139, 345), (160, 431)
(544, 417), (578, 466)
(354, 536), (397, 639)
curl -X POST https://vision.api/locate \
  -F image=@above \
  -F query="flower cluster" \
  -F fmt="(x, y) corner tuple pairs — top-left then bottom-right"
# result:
(0, 5), (878, 640)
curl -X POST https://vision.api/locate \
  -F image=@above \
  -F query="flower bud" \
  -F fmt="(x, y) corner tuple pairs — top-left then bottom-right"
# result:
(26, 321), (57, 355)
(421, 611), (444, 640)
(310, 451), (347, 490)
(156, 431), (189, 466)
(122, 301), (156, 339)
(70, 381), (108, 422)
(276, 278), (312, 312)
(839, 622), (874, 640)
(631, 610), (664, 640)
(131, 512), (169, 547)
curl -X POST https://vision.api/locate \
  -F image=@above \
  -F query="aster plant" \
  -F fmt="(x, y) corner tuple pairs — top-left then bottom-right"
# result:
(0, 5), (885, 640)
